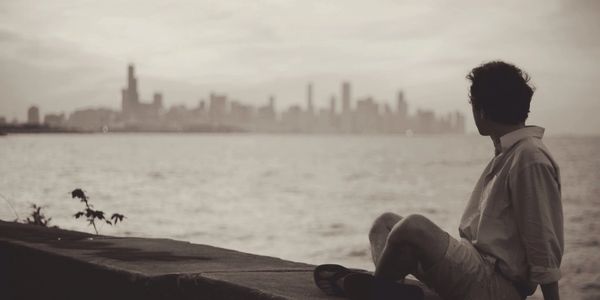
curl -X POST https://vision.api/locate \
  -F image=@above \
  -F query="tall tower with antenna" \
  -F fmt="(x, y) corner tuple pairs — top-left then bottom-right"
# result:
(121, 64), (140, 117)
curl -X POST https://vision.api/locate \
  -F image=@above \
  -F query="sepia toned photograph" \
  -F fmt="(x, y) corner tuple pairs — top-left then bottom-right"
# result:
(0, 1), (599, 299)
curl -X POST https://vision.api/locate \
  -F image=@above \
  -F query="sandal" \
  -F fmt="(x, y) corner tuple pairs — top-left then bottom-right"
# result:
(313, 264), (355, 296)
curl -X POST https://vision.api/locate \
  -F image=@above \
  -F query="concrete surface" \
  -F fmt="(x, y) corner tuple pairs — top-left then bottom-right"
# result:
(0, 220), (441, 299)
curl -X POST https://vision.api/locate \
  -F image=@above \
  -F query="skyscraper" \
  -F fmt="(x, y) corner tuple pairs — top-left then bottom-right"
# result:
(269, 95), (276, 111)
(27, 106), (40, 125)
(342, 81), (351, 114)
(397, 90), (407, 117)
(120, 64), (163, 123)
(307, 83), (314, 115)
(209, 93), (228, 125)
(122, 64), (140, 117)
(153, 93), (163, 109)
(329, 95), (336, 115)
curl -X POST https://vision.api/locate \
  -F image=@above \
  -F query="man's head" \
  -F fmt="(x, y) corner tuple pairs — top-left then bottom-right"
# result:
(466, 61), (535, 135)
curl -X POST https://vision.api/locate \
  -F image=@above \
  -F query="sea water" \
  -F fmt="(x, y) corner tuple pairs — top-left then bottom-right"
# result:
(1, 134), (598, 299)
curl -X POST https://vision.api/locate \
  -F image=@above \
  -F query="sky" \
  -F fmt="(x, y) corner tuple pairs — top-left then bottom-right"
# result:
(0, 0), (599, 135)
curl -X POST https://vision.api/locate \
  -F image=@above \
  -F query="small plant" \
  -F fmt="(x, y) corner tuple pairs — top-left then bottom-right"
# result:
(24, 204), (55, 227)
(71, 188), (125, 235)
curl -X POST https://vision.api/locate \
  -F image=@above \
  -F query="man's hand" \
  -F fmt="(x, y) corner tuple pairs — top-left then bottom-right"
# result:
(541, 281), (559, 300)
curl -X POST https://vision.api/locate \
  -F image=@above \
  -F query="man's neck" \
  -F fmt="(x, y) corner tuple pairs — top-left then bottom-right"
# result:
(489, 123), (526, 154)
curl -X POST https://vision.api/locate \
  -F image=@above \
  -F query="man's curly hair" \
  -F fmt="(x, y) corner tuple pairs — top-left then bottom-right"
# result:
(466, 61), (535, 125)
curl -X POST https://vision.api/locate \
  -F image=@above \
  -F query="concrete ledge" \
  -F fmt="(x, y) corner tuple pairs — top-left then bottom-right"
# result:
(0, 221), (440, 299)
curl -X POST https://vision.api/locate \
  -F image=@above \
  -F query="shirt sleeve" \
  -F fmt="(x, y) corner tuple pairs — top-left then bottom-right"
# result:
(509, 162), (564, 284)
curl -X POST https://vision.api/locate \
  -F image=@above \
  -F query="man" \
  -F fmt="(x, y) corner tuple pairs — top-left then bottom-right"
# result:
(315, 61), (563, 300)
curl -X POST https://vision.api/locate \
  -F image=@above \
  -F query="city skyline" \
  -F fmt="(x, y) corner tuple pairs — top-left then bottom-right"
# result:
(4, 64), (465, 135)
(1, 0), (599, 134)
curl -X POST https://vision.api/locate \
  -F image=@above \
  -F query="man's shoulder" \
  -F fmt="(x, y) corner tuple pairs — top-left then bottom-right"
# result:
(510, 137), (557, 170)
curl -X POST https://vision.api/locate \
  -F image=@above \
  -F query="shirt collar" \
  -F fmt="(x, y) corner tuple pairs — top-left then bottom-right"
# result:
(497, 126), (545, 153)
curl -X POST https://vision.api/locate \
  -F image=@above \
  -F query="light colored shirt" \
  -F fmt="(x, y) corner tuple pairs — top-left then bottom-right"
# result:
(459, 126), (563, 287)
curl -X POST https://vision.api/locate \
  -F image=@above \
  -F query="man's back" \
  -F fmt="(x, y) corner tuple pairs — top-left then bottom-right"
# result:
(460, 126), (563, 294)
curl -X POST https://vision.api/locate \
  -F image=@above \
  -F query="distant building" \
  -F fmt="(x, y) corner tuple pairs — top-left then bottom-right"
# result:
(307, 83), (314, 115)
(27, 106), (40, 125)
(188, 99), (207, 124)
(209, 93), (228, 125)
(341, 81), (351, 113)
(395, 91), (409, 132)
(230, 100), (253, 127)
(198, 100), (206, 112)
(44, 113), (66, 128)
(416, 109), (435, 134)
(121, 64), (162, 123)
(253, 96), (277, 132)
(329, 95), (336, 116)
(397, 91), (407, 118)
(448, 111), (466, 134)
(257, 96), (276, 122)
(281, 105), (303, 132)
(153, 93), (163, 109)
(355, 97), (380, 133)
(269, 95), (276, 112)
(68, 108), (117, 131)
(121, 64), (139, 117)
(303, 83), (317, 132)
(0, 116), (6, 125)
(328, 95), (339, 129)
(381, 103), (394, 133)
(341, 81), (353, 132)
(164, 104), (193, 129)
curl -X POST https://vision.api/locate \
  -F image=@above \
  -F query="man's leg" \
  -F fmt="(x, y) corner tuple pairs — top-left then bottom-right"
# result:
(369, 213), (449, 281)
(369, 212), (404, 266)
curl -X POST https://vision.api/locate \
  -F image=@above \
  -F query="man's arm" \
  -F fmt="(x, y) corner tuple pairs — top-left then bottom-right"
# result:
(541, 282), (560, 300)
(509, 162), (564, 294)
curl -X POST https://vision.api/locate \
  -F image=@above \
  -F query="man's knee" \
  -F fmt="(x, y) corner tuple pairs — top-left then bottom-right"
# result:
(386, 214), (449, 269)
(369, 212), (402, 240)
(387, 214), (432, 245)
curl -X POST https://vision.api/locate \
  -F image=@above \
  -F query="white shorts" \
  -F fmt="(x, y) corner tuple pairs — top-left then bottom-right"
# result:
(414, 234), (524, 300)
